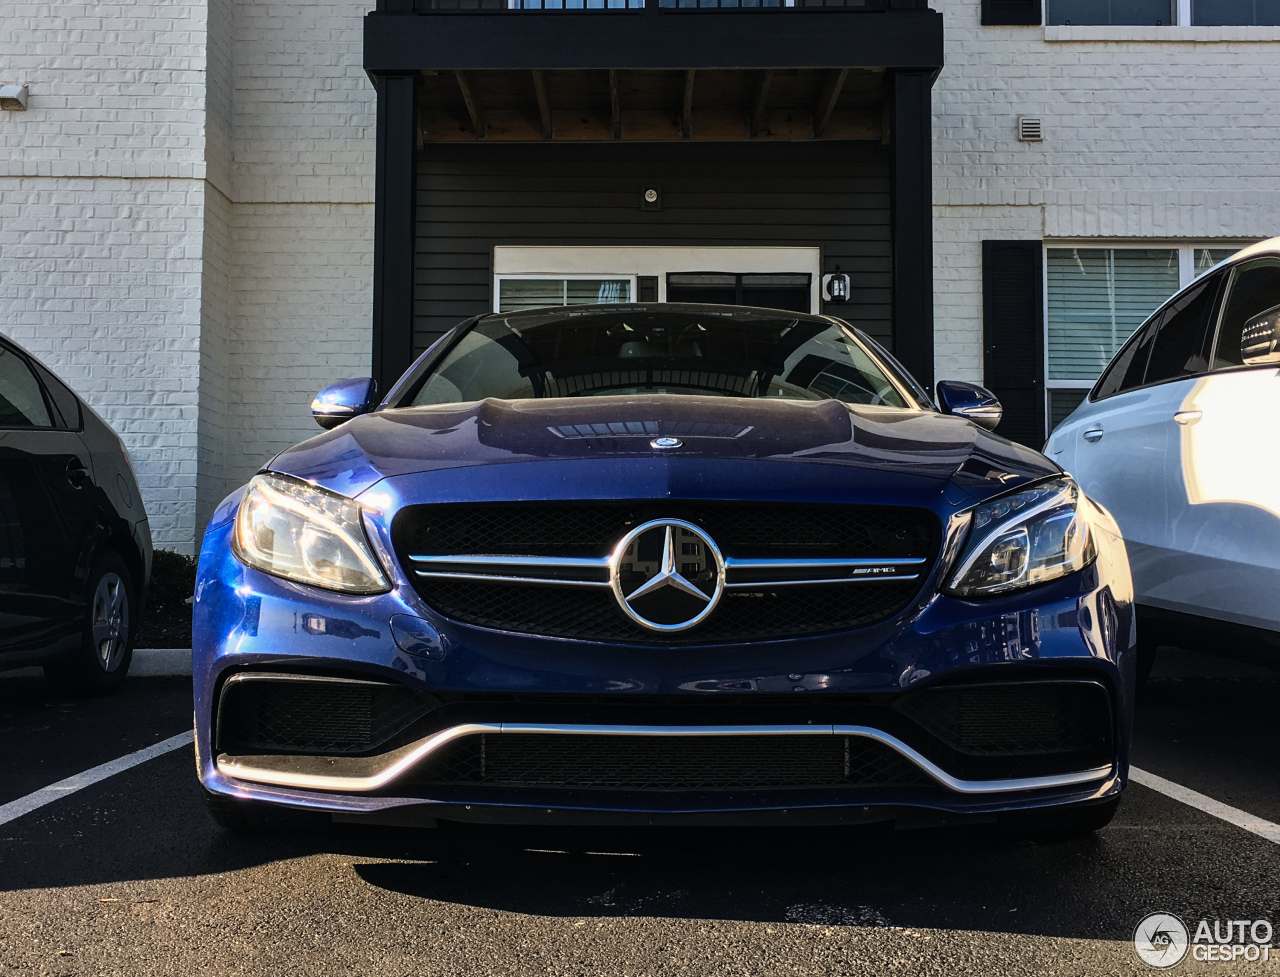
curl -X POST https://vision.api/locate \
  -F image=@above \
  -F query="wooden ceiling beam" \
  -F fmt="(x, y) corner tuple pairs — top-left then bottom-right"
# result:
(814, 67), (849, 139)
(609, 69), (622, 140)
(750, 69), (773, 139)
(454, 69), (484, 138)
(531, 69), (552, 139)
(681, 69), (696, 139)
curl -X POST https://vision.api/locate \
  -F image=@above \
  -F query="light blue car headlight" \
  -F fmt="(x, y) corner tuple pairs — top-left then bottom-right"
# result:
(232, 473), (390, 595)
(946, 476), (1096, 598)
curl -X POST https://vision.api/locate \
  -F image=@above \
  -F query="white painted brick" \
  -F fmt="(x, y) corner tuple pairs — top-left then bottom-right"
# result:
(0, 0), (376, 549)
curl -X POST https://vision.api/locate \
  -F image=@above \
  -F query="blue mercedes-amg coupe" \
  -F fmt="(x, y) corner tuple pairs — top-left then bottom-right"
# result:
(194, 304), (1135, 837)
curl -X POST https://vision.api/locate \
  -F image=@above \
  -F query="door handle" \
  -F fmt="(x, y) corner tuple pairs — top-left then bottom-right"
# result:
(1174, 410), (1202, 426)
(1082, 427), (1104, 443)
(65, 457), (90, 488)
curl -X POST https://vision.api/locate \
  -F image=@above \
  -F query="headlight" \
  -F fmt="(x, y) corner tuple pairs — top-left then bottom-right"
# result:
(946, 476), (1095, 598)
(232, 473), (390, 594)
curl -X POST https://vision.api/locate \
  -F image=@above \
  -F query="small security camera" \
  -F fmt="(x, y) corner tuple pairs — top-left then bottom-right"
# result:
(0, 85), (29, 111)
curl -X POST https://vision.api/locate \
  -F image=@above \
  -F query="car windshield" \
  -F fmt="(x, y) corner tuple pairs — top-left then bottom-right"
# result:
(410, 308), (912, 409)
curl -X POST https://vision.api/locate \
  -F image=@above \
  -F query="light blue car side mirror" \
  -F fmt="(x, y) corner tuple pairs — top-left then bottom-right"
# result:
(311, 377), (378, 430)
(936, 380), (1003, 431)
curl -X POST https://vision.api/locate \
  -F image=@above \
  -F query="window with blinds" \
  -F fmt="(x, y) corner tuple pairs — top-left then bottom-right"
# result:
(1046, 248), (1180, 382)
(1194, 248), (1239, 279)
(498, 278), (631, 313)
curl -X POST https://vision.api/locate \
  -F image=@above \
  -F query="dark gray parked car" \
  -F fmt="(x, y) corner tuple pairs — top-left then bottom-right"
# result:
(0, 334), (151, 694)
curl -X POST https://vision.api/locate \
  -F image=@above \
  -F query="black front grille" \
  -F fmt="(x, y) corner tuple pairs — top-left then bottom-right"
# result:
(393, 501), (938, 643)
(395, 501), (935, 560)
(408, 734), (929, 791)
(216, 676), (435, 756)
(417, 577), (923, 643)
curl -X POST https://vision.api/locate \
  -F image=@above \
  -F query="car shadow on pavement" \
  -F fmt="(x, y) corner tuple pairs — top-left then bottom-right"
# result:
(339, 804), (1235, 943)
(4, 746), (1279, 943)
(345, 821), (1131, 937)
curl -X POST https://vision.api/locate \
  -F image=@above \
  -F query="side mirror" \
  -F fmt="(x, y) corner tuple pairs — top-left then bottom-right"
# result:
(311, 377), (377, 430)
(936, 380), (1003, 431)
(1242, 304), (1280, 365)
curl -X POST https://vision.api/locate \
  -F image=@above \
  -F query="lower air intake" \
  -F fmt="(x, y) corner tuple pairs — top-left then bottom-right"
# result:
(893, 679), (1114, 778)
(408, 734), (930, 791)
(216, 674), (435, 756)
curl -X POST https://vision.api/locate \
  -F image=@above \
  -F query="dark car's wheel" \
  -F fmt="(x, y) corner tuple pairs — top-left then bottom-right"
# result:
(201, 787), (329, 834)
(1004, 797), (1121, 843)
(44, 550), (135, 696)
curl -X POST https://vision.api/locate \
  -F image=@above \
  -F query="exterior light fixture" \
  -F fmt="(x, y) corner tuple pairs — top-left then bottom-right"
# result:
(822, 269), (851, 303)
(0, 85), (29, 111)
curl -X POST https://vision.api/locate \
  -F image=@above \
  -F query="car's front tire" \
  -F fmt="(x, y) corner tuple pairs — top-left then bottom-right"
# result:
(44, 550), (135, 696)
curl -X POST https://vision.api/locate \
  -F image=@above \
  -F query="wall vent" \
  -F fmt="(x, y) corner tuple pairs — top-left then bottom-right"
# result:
(1018, 117), (1043, 142)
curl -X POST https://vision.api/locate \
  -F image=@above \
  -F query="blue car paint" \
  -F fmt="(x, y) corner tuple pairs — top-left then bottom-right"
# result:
(270, 396), (1054, 502)
(194, 393), (1136, 821)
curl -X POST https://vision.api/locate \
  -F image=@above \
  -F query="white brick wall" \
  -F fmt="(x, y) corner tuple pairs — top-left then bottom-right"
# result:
(931, 5), (1280, 381)
(0, 0), (376, 548)
(223, 203), (372, 488)
(196, 184), (235, 525)
(231, 0), (375, 204)
(0, 1), (208, 178)
(196, 0), (376, 531)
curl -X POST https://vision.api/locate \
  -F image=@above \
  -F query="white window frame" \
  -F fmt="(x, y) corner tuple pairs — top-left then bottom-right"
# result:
(494, 274), (639, 313)
(492, 246), (823, 312)
(1041, 241), (1254, 428)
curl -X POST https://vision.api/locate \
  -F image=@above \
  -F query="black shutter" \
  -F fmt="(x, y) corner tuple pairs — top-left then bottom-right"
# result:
(982, 240), (1044, 447)
(982, 0), (1042, 25)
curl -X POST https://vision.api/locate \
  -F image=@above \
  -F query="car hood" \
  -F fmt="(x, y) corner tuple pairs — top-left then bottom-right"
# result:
(268, 396), (1057, 502)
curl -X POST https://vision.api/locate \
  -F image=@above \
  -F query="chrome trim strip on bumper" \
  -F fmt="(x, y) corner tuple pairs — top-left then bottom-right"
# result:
(722, 558), (927, 569)
(412, 572), (613, 588)
(409, 555), (611, 569)
(216, 722), (1113, 797)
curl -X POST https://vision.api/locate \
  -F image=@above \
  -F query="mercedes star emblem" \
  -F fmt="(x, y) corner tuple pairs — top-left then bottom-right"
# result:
(609, 518), (724, 632)
(651, 437), (683, 450)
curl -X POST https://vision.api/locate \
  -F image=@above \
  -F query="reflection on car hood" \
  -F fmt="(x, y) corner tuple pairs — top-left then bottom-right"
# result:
(269, 395), (1057, 501)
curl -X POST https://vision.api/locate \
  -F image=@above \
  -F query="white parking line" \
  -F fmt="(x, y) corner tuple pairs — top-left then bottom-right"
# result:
(1130, 766), (1280, 846)
(0, 729), (194, 828)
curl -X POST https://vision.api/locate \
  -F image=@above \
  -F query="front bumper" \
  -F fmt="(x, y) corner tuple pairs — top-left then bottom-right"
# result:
(194, 511), (1135, 825)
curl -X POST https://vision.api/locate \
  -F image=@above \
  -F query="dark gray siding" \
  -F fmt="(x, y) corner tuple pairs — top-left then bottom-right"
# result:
(413, 141), (891, 356)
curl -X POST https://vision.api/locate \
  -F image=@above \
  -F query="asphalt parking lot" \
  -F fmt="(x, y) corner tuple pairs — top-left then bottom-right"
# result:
(2, 651), (1279, 977)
